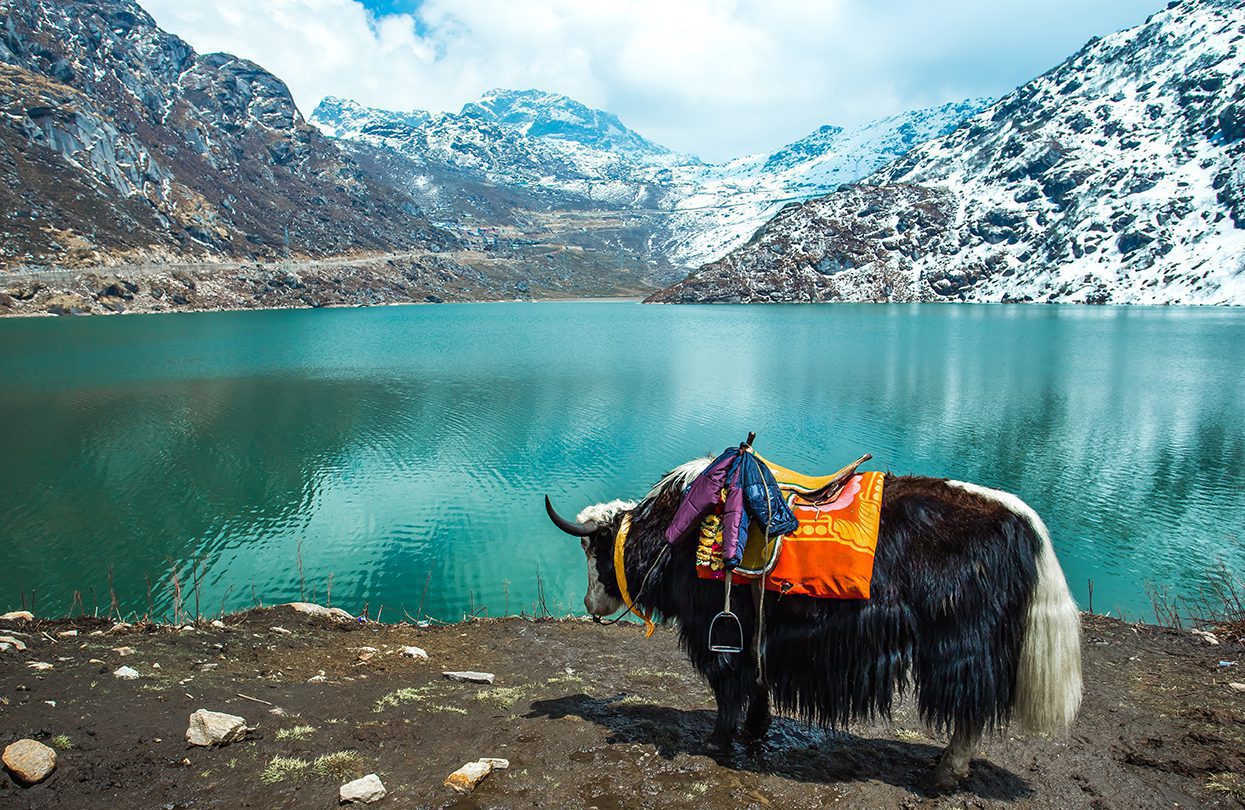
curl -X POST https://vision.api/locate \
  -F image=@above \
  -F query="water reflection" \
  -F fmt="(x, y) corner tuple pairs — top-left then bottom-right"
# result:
(0, 303), (1241, 621)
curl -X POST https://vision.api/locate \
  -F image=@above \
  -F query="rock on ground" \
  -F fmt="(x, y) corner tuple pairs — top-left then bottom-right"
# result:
(283, 602), (354, 622)
(3, 739), (57, 785)
(0, 611), (33, 622)
(113, 666), (140, 680)
(444, 758), (509, 794)
(339, 773), (386, 803)
(400, 646), (428, 659)
(185, 710), (247, 747)
(443, 671), (494, 684)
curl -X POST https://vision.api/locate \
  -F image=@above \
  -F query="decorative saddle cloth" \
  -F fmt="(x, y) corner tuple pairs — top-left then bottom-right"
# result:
(696, 462), (885, 600)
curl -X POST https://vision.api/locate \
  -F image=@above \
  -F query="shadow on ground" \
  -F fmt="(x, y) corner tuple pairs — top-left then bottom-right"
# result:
(528, 693), (1033, 801)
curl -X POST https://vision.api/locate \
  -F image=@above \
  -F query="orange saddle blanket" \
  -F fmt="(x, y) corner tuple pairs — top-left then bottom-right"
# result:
(696, 469), (885, 600)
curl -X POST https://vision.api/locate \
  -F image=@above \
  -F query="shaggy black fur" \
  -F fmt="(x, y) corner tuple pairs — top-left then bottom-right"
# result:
(578, 473), (1041, 749)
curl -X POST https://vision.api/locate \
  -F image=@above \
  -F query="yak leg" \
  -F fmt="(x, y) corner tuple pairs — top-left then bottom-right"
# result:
(704, 661), (751, 753)
(741, 682), (771, 741)
(706, 678), (744, 753)
(929, 722), (982, 791)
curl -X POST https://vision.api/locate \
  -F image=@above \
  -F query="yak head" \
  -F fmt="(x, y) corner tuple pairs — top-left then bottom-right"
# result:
(544, 457), (712, 619)
(544, 496), (634, 617)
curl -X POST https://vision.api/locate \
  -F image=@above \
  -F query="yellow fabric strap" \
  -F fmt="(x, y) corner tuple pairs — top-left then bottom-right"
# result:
(613, 514), (656, 638)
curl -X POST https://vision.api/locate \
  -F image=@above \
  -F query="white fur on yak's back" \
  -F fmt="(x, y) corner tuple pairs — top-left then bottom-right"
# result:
(645, 457), (713, 500)
(576, 499), (637, 526)
(949, 480), (1083, 734)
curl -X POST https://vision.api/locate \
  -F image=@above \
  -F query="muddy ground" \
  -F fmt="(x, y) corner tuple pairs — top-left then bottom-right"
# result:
(0, 608), (1242, 809)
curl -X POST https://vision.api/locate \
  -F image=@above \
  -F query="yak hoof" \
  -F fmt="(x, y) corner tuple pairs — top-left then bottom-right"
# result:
(926, 757), (969, 794)
(704, 733), (733, 755)
(741, 714), (771, 742)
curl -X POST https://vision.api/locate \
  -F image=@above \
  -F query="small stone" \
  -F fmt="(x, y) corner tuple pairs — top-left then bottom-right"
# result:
(185, 709), (248, 747)
(56, 630), (78, 638)
(307, 671), (327, 684)
(400, 646), (428, 660)
(43, 700), (55, 708)
(1191, 628), (1221, 645)
(210, 620), (226, 629)
(443, 671), (494, 684)
(269, 707), (288, 717)
(1229, 682), (1245, 693)
(340, 773), (387, 803)
(2, 739), (56, 784)
(270, 626), (291, 635)
(27, 661), (53, 671)
(0, 636), (28, 652)
(112, 646), (135, 656)
(0, 611), (34, 622)
(152, 663), (161, 670)
(88, 659), (104, 664)
(444, 758), (509, 793)
(107, 622), (130, 634)
(114, 666), (140, 680)
(179, 625), (195, 633)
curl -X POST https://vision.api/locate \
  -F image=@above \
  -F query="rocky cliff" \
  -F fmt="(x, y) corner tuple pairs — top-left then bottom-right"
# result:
(0, 0), (449, 270)
(650, 0), (1245, 305)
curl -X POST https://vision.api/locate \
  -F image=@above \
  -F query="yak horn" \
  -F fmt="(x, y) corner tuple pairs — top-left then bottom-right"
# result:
(545, 495), (597, 537)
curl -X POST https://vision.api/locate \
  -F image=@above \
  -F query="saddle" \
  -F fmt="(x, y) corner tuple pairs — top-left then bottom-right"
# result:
(697, 452), (883, 599)
(756, 452), (872, 504)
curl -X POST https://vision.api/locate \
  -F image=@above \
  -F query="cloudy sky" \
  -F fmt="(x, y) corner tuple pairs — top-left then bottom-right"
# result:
(139, 0), (1164, 162)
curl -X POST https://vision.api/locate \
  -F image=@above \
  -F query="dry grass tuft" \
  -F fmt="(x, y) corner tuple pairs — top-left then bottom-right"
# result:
(260, 755), (309, 784)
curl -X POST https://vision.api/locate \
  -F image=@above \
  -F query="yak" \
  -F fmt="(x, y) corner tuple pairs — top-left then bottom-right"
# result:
(545, 457), (1082, 789)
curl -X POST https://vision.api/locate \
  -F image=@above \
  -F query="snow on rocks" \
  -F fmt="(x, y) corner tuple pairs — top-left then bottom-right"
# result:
(339, 773), (387, 803)
(185, 709), (248, 747)
(283, 602), (354, 622)
(443, 671), (494, 684)
(113, 665), (140, 680)
(2, 739), (57, 785)
(444, 758), (509, 794)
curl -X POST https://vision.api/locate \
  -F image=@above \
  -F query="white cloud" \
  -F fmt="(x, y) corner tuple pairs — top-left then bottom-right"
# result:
(139, 0), (1163, 161)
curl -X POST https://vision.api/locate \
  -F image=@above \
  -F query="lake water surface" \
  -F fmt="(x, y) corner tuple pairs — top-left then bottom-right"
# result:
(1, 302), (1242, 622)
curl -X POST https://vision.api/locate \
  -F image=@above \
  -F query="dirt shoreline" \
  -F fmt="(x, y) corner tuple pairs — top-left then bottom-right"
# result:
(0, 608), (1242, 808)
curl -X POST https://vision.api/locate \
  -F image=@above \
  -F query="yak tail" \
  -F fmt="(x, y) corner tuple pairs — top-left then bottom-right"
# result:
(1012, 499), (1083, 734)
(950, 481), (1083, 734)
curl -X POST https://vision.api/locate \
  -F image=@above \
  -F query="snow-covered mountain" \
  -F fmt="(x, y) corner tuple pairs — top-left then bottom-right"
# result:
(311, 92), (986, 268)
(651, 0), (1245, 305)
(311, 92), (685, 209)
(658, 99), (991, 267)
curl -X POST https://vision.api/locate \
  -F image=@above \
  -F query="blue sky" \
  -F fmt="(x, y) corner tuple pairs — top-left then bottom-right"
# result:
(141, 0), (1167, 161)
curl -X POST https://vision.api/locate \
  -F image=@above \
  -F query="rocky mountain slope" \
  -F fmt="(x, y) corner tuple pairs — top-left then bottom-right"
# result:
(0, 0), (449, 271)
(650, 0), (1245, 305)
(311, 93), (986, 271)
(658, 99), (991, 267)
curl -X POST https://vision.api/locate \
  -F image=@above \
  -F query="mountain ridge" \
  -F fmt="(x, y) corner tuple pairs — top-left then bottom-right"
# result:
(649, 0), (1245, 305)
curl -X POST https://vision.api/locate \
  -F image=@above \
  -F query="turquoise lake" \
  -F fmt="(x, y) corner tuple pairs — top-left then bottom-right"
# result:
(0, 302), (1242, 623)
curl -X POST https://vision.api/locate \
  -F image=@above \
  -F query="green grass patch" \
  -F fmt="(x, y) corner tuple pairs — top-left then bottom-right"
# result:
(373, 686), (436, 713)
(275, 724), (316, 741)
(50, 734), (73, 750)
(472, 686), (525, 710)
(260, 755), (309, 784)
(1207, 772), (1245, 801)
(311, 750), (364, 780)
